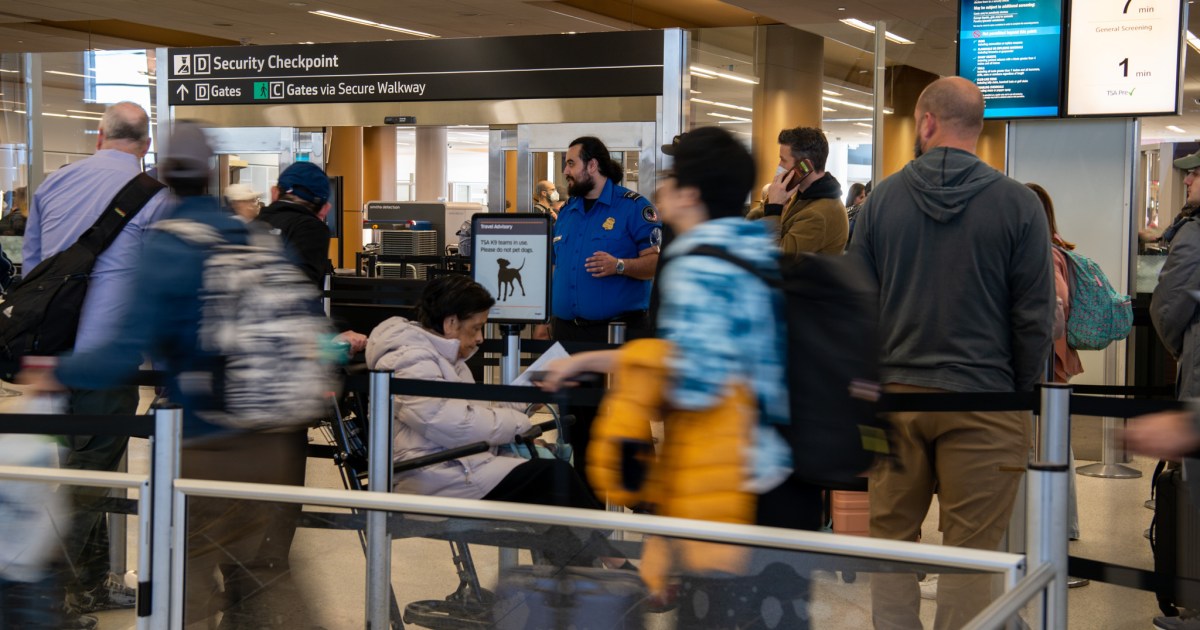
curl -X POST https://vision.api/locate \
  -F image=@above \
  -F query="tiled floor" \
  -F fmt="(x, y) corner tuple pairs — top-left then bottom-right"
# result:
(0, 385), (1169, 629)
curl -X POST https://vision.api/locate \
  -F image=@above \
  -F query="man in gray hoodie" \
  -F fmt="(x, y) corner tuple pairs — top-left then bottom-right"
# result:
(847, 77), (1055, 630)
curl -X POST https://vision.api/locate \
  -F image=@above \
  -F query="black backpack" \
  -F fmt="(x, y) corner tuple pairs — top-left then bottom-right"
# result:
(686, 245), (889, 488)
(0, 173), (163, 375)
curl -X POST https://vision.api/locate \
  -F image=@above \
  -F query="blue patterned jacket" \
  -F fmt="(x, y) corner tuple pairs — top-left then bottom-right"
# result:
(657, 217), (792, 490)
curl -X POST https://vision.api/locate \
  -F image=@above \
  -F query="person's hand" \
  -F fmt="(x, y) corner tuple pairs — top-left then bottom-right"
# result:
(532, 324), (551, 340)
(535, 357), (590, 392)
(585, 251), (619, 278)
(767, 169), (795, 205)
(336, 330), (368, 355)
(1123, 411), (1200, 460)
(15, 369), (65, 395)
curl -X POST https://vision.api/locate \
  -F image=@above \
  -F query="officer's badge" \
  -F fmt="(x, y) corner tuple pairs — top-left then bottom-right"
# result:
(602, 217), (616, 230)
(642, 205), (658, 223)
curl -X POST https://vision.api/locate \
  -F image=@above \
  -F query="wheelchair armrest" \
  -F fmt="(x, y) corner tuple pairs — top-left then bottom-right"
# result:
(391, 416), (574, 474)
(393, 441), (491, 474)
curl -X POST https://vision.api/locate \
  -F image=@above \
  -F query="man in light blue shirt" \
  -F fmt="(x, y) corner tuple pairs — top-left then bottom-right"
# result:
(22, 101), (171, 621)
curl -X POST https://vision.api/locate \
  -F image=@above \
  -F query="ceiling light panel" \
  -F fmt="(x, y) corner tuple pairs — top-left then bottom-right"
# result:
(310, 10), (437, 38)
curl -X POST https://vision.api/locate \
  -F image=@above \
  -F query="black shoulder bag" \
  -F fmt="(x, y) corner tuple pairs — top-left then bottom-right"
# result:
(0, 173), (164, 374)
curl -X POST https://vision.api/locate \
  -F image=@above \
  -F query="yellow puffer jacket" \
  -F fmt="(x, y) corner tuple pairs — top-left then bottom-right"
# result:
(589, 338), (758, 594)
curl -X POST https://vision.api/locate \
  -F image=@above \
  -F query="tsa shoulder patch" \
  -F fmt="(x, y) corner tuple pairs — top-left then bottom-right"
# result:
(641, 204), (658, 224)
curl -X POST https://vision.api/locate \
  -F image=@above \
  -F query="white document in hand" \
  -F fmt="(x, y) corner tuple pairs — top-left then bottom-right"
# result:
(510, 342), (571, 387)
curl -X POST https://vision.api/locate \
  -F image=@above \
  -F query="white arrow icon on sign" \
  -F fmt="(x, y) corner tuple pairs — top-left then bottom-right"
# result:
(176, 84), (189, 100)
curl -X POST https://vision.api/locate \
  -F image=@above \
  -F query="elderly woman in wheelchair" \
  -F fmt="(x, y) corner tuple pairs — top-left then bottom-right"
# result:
(364, 274), (600, 510)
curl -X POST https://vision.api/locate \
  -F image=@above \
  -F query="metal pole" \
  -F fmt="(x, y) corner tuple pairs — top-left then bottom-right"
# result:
(110, 451), (128, 575)
(500, 324), (523, 385)
(871, 21), (886, 187)
(135, 478), (152, 630)
(498, 324), (522, 568)
(323, 272), (332, 319)
(605, 321), (628, 528)
(23, 53), (44, 198)
(607, 322), (627, 346)
(151, 405), (181, 629)
(1076, 416), (1141, 478)
(169, 486), (186, 630)
(1027, 384), (1070, 630)
(367, 370), (393, 629)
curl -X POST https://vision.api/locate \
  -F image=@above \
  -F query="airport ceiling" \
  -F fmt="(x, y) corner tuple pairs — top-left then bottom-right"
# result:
(1, 0), (1198, 141)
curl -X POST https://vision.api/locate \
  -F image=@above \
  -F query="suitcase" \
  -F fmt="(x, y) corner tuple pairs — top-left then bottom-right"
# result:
(492, 565), (647, 629)
(1152, 464), (1200, 616)
(831, 490), (870, 537)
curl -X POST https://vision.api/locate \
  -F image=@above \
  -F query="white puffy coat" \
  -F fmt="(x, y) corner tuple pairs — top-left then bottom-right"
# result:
(365, 317), (531, 499)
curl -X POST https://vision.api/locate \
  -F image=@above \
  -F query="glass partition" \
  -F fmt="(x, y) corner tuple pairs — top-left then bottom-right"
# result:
(686, 24), (878, 212)
(0, 53), (29, 267)
(174, 487), (1024, 630)
(178, 496), (365, 627)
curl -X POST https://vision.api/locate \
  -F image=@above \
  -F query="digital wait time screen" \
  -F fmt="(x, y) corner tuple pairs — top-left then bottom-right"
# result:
(1066, 0), (1184, 116)
(958, 0), (1064, 119)
(471, 214), (552, 324)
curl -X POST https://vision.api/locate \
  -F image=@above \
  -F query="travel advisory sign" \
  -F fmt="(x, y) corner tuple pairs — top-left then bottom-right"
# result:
(167, 32), (664, 106)
(472, 214), (551, 325)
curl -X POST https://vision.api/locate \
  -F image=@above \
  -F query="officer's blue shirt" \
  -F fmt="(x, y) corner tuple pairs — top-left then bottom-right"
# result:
(552, 178), (661, 321)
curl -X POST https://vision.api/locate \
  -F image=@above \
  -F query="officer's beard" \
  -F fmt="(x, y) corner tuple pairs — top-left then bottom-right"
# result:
(567, 172), (595, 198)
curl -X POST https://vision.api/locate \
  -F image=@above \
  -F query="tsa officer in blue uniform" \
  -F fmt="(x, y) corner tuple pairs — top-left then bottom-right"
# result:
(552, 135), (661, 342)
(551, 136), (661, 497)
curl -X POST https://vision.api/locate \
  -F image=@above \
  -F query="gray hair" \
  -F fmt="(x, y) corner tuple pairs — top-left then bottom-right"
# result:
(100, 102), (150, 143)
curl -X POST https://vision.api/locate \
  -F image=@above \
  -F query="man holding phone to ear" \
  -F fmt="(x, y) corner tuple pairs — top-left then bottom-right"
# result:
(747, 126), (849, 256)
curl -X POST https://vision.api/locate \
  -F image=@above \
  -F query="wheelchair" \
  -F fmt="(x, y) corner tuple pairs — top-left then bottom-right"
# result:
(320, 367), (575, 629)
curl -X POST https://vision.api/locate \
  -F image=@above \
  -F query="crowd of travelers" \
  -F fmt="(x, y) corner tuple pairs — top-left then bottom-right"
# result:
(0, 73), (1196, 629)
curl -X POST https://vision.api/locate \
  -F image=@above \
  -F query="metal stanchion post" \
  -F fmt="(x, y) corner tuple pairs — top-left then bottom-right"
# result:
(110, 450), (128, 575)
(1076, 416), (1141, 479)
(323, 273), (332, 319)
(605, 322), (628, 530)
(367, 370), (393, 629)
(500, 324), (523, 385)
(1027, 384), (1070, 630)
(150, 405), (180, 629)
(135, 477), (152, 630)
(499, 324), (523, 569)
(608, 321), (627, 347)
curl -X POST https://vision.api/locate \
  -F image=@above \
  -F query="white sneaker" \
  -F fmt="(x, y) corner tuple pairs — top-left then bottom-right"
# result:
(919, 575), (938, 600)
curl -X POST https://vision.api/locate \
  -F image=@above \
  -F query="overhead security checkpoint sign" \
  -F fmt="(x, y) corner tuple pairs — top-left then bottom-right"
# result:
(472, 214), (551, 325)
(167, 32), (664, 106)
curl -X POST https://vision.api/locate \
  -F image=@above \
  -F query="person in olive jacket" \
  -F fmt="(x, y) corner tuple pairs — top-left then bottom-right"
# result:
(745, 126), (849, 256)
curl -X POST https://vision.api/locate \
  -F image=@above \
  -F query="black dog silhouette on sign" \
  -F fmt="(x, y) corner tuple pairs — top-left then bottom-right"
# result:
(496, 258), (526, 301)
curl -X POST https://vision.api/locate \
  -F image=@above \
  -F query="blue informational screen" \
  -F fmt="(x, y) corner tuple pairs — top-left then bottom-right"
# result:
(958, 0), (1064, 119)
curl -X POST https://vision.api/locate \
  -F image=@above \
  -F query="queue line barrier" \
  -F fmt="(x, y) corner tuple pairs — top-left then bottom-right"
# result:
(0, 405), (181, 630)
(0, 372), (1184, 628)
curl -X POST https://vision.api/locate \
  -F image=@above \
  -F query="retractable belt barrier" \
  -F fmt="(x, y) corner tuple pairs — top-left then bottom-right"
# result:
(360, 376), (1193, 600)
(0, 412), (154, 437)
(0, 412), (155, 518)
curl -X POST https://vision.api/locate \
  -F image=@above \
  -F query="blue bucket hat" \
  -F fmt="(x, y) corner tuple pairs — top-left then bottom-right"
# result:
(278, 162), (330, 206)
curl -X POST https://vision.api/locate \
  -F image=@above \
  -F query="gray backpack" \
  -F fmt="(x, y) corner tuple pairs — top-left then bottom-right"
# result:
(154, 219), (336, 430)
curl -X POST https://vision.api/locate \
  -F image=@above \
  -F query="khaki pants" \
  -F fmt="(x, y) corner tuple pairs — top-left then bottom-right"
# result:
(869, 384), (1028, 630)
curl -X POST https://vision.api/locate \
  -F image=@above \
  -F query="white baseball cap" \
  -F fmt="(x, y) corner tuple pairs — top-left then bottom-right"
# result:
(224, 183), (260, 201)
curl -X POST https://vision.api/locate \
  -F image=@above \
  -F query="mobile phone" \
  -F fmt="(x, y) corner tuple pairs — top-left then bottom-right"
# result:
(784, 160), (812, 192)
